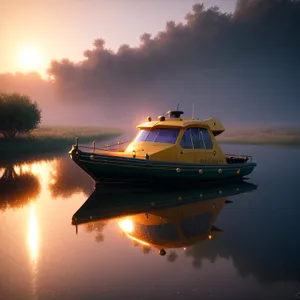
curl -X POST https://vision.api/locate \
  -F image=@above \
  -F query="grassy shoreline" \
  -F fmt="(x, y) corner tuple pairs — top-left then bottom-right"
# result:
(217, 126), (300, 147)
(218, 140), (300, 147)
(1, 125), (299, 162)
(0, 126), (123, 158)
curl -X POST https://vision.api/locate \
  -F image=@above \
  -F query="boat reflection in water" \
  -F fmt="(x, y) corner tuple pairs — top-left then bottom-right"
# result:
(72, 181), (257, 255)
(117, 196), (225, 256)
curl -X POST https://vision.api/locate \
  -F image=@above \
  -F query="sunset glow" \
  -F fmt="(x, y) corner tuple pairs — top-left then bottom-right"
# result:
(118, 219), (134, 234)
(28, 205), (39, 263)
(18, 47), (41, 71)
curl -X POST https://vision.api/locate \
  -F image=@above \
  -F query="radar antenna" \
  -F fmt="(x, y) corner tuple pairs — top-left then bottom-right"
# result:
(192, 102), (195, 119)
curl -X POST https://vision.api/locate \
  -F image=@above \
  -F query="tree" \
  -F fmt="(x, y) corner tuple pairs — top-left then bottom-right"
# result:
(0, 93), (41, 138)
(0, 164), (41, 211)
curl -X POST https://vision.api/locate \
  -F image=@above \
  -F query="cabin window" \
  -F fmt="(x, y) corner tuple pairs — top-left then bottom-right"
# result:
(134, 128), (180, 144)
(135, 130), (149, 142)
(191, 128), (205, 149)
(180, 128), (193, 149)
(201, 129), (213, 149)
(145, 129), (160, 142)
(180, 128), (213, 149)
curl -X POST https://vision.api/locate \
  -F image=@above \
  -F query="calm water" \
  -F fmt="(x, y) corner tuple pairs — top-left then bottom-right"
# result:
(0, 144), (300, 300)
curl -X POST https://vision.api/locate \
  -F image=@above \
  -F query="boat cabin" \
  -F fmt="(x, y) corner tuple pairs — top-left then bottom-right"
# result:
(124, 110), (228, 164)
(118, 195), (225, 250)
(70, 109), (255, 184)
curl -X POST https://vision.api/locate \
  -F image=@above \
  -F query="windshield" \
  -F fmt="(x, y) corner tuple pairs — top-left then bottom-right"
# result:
(134, 128), (180, 144)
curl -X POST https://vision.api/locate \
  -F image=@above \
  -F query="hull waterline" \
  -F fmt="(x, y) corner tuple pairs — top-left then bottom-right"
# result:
(69, 147), (257, 184)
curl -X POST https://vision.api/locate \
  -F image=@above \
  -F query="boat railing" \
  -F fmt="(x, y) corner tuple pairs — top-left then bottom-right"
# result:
(74, 138), (132, 153)
(224, 153), (253, 163)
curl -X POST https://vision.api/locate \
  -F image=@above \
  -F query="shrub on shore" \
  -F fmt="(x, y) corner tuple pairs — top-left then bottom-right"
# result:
(0, 93), (41, 139)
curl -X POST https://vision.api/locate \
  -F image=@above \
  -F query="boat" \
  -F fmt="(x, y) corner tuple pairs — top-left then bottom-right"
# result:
(69, 110), (257, 183)
(72, 181), (257, 254)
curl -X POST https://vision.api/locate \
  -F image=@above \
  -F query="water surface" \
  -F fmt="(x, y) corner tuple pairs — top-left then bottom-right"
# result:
(0, 144), (299, 299)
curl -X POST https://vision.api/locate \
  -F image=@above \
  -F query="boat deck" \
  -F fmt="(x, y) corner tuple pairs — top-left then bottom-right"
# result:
(76, 142), (252, 164)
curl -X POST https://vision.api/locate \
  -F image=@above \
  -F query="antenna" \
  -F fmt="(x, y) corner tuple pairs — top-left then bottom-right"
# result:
(192, 102), (195, 119)
(177, 102), (180, 111)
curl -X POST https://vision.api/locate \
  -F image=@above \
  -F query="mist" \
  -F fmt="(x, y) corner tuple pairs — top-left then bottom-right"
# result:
(1, 0), (300, 128)
(0, 72), (118, 127)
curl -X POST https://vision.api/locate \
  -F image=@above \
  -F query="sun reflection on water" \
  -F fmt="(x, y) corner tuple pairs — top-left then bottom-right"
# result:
(27, 204), (39, 297)
(118, 218), (134, 234)
(28, 205), (39, 262)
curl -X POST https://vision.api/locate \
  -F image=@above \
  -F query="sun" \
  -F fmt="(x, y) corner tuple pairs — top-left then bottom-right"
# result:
(18, 47), (41, 70)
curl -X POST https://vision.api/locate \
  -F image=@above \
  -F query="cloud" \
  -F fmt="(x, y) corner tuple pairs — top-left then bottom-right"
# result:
(1, 1), (300, 125)
(46, 0), (300, 123)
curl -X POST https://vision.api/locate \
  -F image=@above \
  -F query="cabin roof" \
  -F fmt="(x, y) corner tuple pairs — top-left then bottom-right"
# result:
(138, 119), (184, 129)
(137, 118), (206, 128)
(137, 117), (225, 135)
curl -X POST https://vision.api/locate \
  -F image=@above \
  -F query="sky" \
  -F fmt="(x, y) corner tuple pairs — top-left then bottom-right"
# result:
(0, 0), (236, 76)
(1, 0), (299, 126)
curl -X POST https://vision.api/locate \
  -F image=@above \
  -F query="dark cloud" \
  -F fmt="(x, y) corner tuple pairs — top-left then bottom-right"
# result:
(46, 0), (300, 123)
